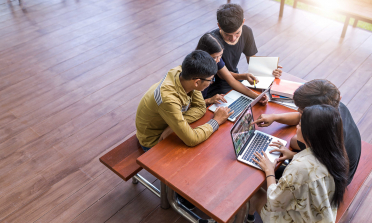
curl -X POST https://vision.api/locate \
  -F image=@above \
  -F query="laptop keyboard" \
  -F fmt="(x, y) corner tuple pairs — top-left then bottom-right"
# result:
(242, 132), (272, 164)
(228, 96), (253, 119)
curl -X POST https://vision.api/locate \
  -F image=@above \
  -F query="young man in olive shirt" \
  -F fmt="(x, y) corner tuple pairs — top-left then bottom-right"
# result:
(136, 50), (232, 151)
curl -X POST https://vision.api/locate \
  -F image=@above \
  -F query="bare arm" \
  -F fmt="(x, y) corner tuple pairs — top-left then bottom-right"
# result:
(230, 71), (249, 81)
(217, 66), (258, 99)
(274, 112), (301, 125)
(253, 112), (301, 127)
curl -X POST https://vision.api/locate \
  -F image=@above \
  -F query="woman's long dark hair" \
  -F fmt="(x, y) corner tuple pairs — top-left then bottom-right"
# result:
(196, 33), (224, 55)
(301, 105), (349, 208)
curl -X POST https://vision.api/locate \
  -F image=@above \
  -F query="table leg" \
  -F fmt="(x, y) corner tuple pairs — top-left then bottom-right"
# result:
(167, 186), (201, 223)
(161, 182), (170, 209)
(341, 16), (350, 38)
(279, 0), (285, 17)
(132, 177), (139, 184)
(234, 202), (248, 223)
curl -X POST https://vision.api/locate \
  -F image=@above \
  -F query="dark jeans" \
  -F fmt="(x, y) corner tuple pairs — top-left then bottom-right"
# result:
(141, 145), (151, 152)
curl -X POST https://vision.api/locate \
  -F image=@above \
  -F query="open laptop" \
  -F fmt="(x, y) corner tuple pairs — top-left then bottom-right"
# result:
(230, 105), (287, 170)
(208, 88), (269, 122)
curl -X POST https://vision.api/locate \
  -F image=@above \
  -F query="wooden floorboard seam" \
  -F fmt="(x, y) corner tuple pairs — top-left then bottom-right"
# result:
(32, 169), (121, 223)
(102, 179), (160, 223)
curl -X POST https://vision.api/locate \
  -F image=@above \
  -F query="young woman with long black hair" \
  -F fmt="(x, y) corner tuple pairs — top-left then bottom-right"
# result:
(195, 33), (268, 105)
(247, 104), (349, 223)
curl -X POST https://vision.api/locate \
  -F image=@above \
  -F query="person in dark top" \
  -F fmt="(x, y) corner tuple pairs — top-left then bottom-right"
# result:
(253, 79), (361, 185)
(195, 33), (268, 106)
(207, 3), (282, 97)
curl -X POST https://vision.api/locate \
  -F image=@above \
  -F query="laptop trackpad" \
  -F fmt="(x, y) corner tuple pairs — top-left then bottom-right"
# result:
(266, 149), (280, 162)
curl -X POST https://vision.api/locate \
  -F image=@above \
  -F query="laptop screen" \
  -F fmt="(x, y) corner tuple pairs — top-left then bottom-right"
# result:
(231, 106), (255, 157)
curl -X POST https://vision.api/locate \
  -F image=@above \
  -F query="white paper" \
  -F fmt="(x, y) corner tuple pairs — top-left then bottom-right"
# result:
(248, 57), (279, 77)
(242, 76), (275, 89)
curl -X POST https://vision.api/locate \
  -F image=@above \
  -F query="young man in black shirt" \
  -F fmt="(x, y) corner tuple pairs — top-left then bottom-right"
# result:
(253, 79), (361, 185)
(207, 3), (282, 97)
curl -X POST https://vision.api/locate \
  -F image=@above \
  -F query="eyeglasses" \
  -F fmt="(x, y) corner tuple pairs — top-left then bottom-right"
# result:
(193, 77), (215, 84)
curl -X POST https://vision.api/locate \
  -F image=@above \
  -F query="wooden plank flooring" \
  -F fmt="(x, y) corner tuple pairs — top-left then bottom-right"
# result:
(0, 0), (372, 222)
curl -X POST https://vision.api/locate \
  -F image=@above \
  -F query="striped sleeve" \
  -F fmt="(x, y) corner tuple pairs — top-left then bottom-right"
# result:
(207, 119), (219, 132)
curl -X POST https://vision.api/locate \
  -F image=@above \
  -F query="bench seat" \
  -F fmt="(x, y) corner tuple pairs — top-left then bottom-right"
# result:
(99, 134), (144, 181)
(336, 141), (372, 222)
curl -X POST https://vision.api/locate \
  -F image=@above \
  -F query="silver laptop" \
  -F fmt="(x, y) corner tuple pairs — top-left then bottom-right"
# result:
(230, 105), (287, 170)
(209, 88), (269, 122)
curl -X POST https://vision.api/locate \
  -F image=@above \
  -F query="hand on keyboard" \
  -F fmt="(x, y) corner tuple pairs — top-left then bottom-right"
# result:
(253, 151), (278, 173)
(214, 107), (234, 125)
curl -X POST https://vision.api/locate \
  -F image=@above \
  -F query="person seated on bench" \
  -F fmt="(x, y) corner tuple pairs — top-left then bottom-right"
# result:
(206, 3), (282, 97)
(247, 104), (349, 223)
(136, 50), (233, 152)
(253, 79), (361, 185)
(195, 33), (268, 106)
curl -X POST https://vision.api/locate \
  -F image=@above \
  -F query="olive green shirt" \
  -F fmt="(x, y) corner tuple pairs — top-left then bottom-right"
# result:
(136, 66), (219, 148)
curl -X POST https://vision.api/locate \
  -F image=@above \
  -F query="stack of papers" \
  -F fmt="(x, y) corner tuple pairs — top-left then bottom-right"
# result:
(269, 95), (298, 110)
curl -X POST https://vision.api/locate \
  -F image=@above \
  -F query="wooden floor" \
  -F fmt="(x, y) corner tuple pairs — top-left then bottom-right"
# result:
(1, 0), (372, 222)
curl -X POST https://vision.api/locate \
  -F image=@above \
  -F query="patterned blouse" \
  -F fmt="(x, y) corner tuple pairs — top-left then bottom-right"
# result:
(261, 148), (337, 223)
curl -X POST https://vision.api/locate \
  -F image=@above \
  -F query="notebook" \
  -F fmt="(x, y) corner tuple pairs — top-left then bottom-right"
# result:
(230, 105), (287, 170)
(242, 57), (279, 89)
(270, 79), (304, 99)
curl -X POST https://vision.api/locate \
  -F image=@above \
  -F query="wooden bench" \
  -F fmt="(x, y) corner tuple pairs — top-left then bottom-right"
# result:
(279, 0), (372, 38)
(99, 134), (144, 181)
(99, 134), (169, 208)
(336, 141), (372, 222)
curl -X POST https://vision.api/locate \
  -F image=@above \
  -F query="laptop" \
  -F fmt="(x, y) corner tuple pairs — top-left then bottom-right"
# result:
(208, 88), (270, 122)
(230, 105), (287, 170)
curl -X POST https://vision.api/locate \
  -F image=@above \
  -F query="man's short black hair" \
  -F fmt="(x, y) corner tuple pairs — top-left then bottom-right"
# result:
(181, 50), (217, 80)
(217, 4), (244, 33)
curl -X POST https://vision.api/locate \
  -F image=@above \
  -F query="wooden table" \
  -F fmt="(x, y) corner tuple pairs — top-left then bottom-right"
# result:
(137, 73), (303, 223)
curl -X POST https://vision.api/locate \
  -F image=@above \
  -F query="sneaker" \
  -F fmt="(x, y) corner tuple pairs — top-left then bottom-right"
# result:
(246, 214), (255, 223)
(177, 194), (195, 210)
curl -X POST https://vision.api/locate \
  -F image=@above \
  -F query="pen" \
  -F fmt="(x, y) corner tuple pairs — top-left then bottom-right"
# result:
(254, 80), (256, 88)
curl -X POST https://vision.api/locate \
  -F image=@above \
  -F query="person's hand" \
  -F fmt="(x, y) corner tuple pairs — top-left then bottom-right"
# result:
(252, 114), (276, 127)
(158, 126), (174, 143)
(272, 65), (282, 78)
(213, 107), (234, 125)
(253, 151), (277, 174)
(206, 94), (227, 105)
(245, 73), (259, 85)
(258, 94), (268, 105)
(269, 140), (296, 161)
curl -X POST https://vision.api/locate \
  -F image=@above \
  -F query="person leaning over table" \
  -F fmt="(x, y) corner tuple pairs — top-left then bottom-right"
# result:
(247, 104), (349, 223)
(206, 3), (282, 97)
(195, 32), (268, 106)
(135, 50), (233, 152)
(252, 79), (361, 185)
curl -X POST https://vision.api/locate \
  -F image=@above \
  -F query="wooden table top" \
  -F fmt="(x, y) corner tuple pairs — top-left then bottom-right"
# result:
(137, 73), (304, 223)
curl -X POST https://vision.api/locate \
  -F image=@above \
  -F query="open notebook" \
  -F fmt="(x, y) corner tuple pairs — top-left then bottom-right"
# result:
(242, 57), (279, 89)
